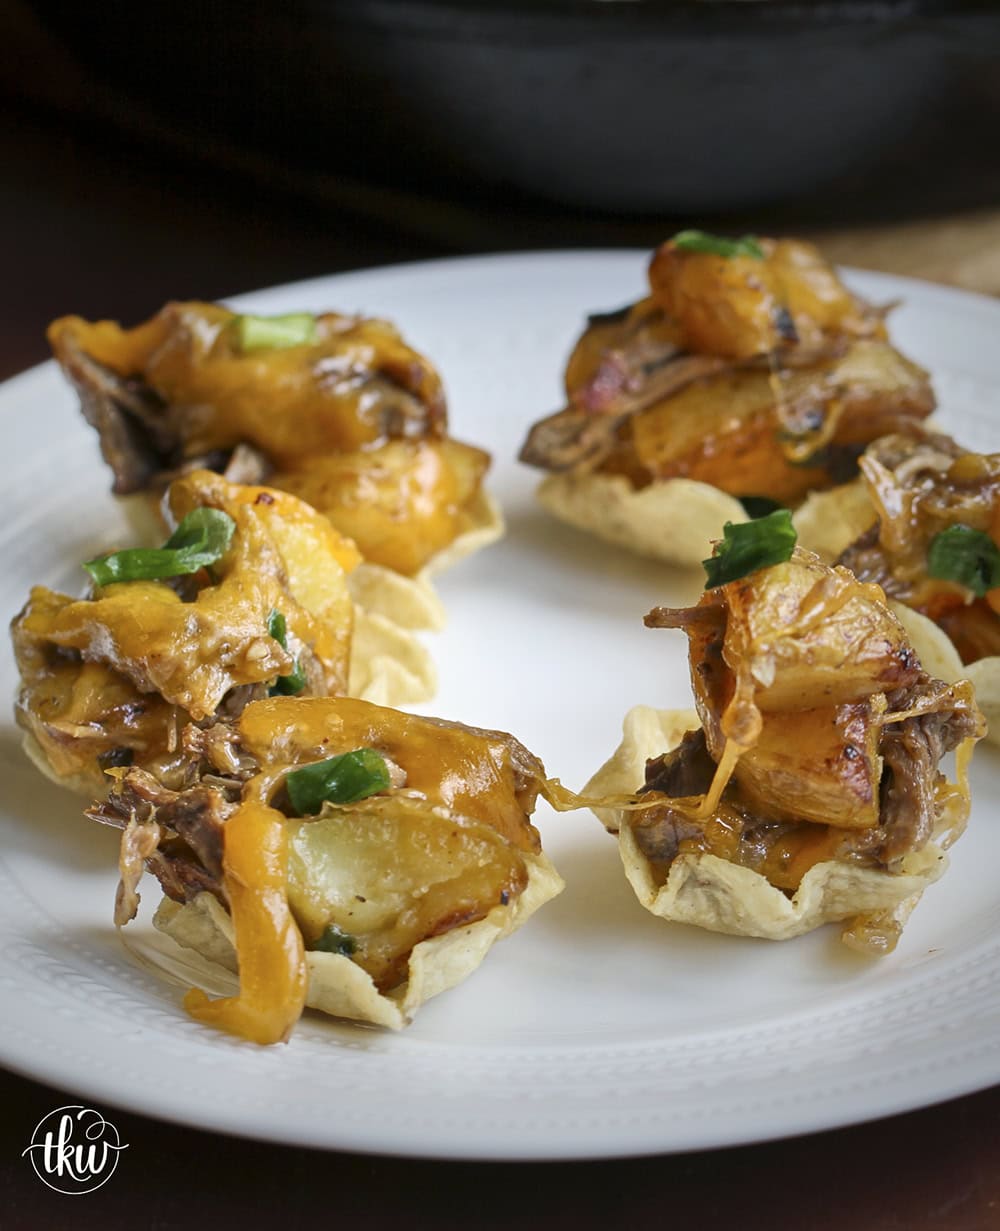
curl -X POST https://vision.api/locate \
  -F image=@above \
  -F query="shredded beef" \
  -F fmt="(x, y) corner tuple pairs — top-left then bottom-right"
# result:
(518, 350), (729, 473)
(644, 604), (726, 633)
(88, 765), (239, 920)
(642, 729), (716, 799)
(214, 683), (270, 723)
(114, 816), (163, 926)
(144, 849), (226, 910)
(631, 672), (981, 884)
(182, 721), (257, 780)
(53, 328), (175, 494)
(631, 805), (708, 869)
(633, 728), (720, 869)
(835, 522), (891, 591)
(877, 677), (984, 865)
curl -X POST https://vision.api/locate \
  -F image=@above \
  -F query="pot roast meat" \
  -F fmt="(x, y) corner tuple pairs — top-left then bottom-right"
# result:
(878, 677), (984, 866)
(53, 324), (175, 494)
(89, 766), (235, 870)
(518, 351), (732, 473)
(836, 521), (892, 591)
(631, 805), (710, 871)
(114, 816), (164, 927)
(88, 765), (238, 922)
(642, 728), (716, 799)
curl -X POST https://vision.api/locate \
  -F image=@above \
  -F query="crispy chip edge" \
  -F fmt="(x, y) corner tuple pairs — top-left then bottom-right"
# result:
(536, 474), (746, 567)
(792, 478), (877, 563)
(153, 849), (563, 1030)
(585, 704), (947, 943)
(538, 471), (882, 571)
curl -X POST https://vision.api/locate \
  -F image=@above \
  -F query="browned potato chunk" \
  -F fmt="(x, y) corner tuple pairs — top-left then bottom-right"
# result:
(647, 236), (882, 360)
(287, 795), (528, 992)
(623, 341), (932, 501)
(649, 245), (780, 360)
(271, 438), (489, 575)
(731, 702), (883, 830)
(720, 553), (922, 712)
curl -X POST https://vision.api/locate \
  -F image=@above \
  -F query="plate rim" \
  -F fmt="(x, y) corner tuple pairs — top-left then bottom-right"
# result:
(2, 250), (1000, 1160)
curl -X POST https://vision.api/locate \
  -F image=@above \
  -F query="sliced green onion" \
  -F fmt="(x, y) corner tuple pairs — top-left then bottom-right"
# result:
(927, 524), (1000, 597)
(310, 925), (358, 957)
(232, 312), (317, 353)
(739, 496), (785, 520)
(267, 608), (288, 646)
(266, 608), (307, 696)
(285, 748), (391, 816)
(702, 509), (797, 589)
(270, 663), (306, 696)
(83, 507), (235, 586)
(671, 230), (765, 260)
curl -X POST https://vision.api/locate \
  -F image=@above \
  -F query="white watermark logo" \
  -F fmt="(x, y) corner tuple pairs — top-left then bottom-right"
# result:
(22, 1106), (128, 1194)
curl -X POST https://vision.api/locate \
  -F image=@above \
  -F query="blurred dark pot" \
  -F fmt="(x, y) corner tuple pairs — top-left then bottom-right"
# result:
(29, 0), (1000, 214)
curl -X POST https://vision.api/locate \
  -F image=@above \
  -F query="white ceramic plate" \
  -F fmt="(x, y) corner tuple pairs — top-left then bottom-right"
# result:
(2, 253), (1000, 1161)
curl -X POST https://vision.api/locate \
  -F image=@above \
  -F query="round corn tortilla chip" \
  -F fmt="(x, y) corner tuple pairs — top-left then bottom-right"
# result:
(618, 828), (941, 944)
(537, 472), (873, 570)
(792, 478), (877, 563)
(348, 607), (437, 708)
(152, 850), (563, 1030)
(422, 488), (505, 579)
(962, 657), (1000, 747)
(584, 704), (948, 946)
(888, 602), (965, 685)
(536, 473), (748, 567)
(19, 729), (101, 799)
(344, 490), (503, 704)
(348, 563), (447, 633)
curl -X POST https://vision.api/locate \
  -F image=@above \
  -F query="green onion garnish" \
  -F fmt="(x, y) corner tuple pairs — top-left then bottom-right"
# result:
(232, 312), (317, 352)
(285, 748), (391, 816)
(671, 230), (765, 261)
(267, 608), (288, 646)
(310, 925), (358, 957)
(266, 609), (306, 696)
(271, 663), (306, 696)
(702, 509), (797, 589)
(83, 507), (236, 587)
(927, 524), (1000, 597)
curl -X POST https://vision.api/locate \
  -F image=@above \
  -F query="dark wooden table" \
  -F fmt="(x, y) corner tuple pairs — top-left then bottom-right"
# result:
(2, 59), (999, 1231)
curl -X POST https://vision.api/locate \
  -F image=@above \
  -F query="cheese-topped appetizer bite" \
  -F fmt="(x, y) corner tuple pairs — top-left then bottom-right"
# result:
(88, 695), (564, 1038)
(519, 232), (934, 566)
(825, 432), (1000, 738)
(11, 470), (432, 796)
(587, 517), (984, 953)
(48, 302), (502, 625)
